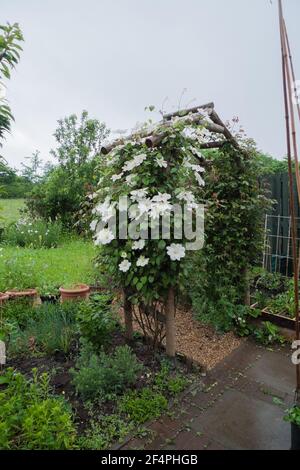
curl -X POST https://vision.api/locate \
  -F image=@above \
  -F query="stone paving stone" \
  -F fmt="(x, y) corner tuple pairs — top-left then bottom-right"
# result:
(188, 388), (290, 450)
(122, 341), (295, 450)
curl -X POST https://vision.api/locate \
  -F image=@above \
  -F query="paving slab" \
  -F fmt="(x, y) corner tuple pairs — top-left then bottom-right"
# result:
(122, 340), (296, 450)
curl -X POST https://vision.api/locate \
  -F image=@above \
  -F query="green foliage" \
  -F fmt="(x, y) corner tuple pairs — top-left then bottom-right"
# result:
(2, 219), (64, 248)
(3, 254), (39, 290)
(154, 361), (188, 395)
(7, 302), (77, 357)
(78, 414), (133, 450)
(0, 238), (97, 292)
(71, 345), (142, 401)
(76, 292), (117, 350)
(0, 23), (23, 147)
(253, 321), (285, 346)
(284, 406), (300, 426)
(25, 111), (109, 229)
(0, 368), (76, 450)
(182, 146), (270, 332)
(120, 388), (168, 424)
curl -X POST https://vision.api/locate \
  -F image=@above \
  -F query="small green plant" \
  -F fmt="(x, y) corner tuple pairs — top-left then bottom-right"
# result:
(253, 321), (285, 346)
(71, 345), (142, 401)
(76, 293), (118, 350)
(284, 406), (300, 426)
(78, 414), (133, 450)
(119, 388), (168, 424)
(3, 219), (63, 248)
(154, 361), (188, 395)
(8, 303), (77, 357)
(0, 368), (76, 450)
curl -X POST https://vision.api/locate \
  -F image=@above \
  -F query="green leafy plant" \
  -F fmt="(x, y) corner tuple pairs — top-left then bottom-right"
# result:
(0, 368), (76, 450)
(8, 302), (77, 357)
(119, 388), (168, 424)
(71, 345), (142, 401)
(76, 293), (117, 350)
(154, 361), (188, 395)
(253, 321), (285, 346)
(284, 406), (300, 426)
(78, 414), (133, 450)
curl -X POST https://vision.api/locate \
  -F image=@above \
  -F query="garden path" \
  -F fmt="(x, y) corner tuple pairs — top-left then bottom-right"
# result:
(120, 341), (294, 450)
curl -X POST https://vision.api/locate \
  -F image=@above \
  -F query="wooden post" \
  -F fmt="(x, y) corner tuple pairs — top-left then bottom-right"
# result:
(243, 267), (251, 307)
(123, 290), (133, 340)
(165, 287), (176, 357)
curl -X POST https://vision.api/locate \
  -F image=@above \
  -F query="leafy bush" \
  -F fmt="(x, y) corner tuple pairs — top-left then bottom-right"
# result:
(76, 293), (118, 350)
(119, 388), (168, 424)
(78, 414), (133, 450)
(25, 111), (109, 229)
(71, 345), (142, 401)
(3, 218), (63, 248)
(284, 406), (300, 426)
(253, 321), (285, 346)
(0, 368), (76, 450)
(8, 302), (77, 357)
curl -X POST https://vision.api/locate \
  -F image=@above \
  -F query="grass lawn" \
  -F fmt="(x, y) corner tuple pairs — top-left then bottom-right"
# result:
(0, 238), (99, 293)
(0, 198), (25, 226)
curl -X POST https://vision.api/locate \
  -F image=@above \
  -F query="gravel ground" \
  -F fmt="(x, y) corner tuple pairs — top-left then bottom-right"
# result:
(174, 306), (243, 370)
(120, 304), (243, 371)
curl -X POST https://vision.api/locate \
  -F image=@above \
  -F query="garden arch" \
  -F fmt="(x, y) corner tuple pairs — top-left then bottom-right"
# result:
(97, 102), (256, 357)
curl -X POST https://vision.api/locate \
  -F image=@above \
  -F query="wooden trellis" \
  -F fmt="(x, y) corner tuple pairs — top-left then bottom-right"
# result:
(101, 102), (242, 357)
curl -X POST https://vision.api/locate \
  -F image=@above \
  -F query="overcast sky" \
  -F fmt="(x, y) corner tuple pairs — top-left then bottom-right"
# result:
(1, 0), (300, 169)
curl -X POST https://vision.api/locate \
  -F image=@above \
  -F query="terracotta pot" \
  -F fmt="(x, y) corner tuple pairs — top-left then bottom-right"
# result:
(0, 292), (9, 305)
(59, 284), (90, 303)
(5, 289), (38, 301)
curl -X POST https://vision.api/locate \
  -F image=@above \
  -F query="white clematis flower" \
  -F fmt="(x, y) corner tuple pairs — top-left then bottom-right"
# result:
(195, 172), (205, 187)
(111, 173), (123, 182)
(155, 156), (168, 168)
(130, 188), (148, 202)
(136, 256), (149, 267)
(177, 191), (195, 204)
(119, 259), (131, 272)
(90, 220), (98, 232)
(132, 239), (146, 250)
(95, 228), (115, 246)
(152, 193), (171, 204)
(167, 243), (186, 261)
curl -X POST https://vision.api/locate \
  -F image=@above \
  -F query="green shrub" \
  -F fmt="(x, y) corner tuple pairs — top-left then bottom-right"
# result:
(119, 388), (168, 424)
(71, 345), (142, 401)
(0, 368), (76, 450)
(8, 303), (77, 357)
(3, 218), (63, 248)
(1, 298), (40, 328)
(76, 293), (117, 350)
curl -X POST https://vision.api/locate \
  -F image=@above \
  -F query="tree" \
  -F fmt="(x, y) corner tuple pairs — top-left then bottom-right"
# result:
(0, 23), (23, 152)
(20, 150), (44, 184)
(26, 111), (109, 228)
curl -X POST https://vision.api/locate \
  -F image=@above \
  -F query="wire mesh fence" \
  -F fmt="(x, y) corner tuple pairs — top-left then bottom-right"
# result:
(262, 214), (300, 276)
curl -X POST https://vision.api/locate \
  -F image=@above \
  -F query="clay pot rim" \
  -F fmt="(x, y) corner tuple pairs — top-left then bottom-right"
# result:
(5, 289), (37, 297)
(0, 292), (10, 300)
(59, 284), (90, 294)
